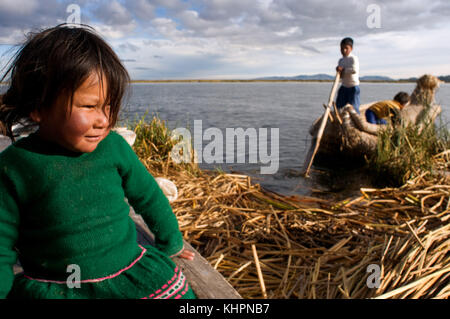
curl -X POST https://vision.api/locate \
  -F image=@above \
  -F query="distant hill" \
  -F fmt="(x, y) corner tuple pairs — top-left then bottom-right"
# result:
(255, 74), (333, 81)
(398, 77), (418, 82)
(360, 75), (394, 81)
(255, 74), (450, 83)
(397, 75), (449, 83)
(254, 74), (395, 81)
(292, 74), (334, 81)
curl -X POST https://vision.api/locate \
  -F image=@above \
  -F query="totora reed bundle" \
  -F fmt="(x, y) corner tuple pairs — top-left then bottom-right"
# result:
(131, 117), (449, 299)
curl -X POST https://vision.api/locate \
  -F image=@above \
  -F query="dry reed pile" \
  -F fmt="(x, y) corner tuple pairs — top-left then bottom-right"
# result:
(140, 153), (449, 299)
(132, 118), (449, 299)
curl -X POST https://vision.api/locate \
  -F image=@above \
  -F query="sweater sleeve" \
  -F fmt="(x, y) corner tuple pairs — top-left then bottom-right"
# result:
(0, 168), (20, 298)
(345, 56), (359, 75)
(113, 132), (184, 257)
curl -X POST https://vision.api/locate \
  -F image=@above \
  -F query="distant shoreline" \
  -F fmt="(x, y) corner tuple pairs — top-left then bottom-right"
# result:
(129, 79), (423, 84)
(1, 79), (448, 85)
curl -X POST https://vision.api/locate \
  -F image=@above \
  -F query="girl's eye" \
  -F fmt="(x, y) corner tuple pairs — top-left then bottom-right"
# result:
(83, 105), (96, 109)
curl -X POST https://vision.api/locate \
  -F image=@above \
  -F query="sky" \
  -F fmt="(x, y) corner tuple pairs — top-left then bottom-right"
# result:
(0, 0), (450, 80)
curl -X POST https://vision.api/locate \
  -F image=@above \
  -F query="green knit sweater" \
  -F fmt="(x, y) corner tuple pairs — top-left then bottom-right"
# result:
(0, 130), (183, 298)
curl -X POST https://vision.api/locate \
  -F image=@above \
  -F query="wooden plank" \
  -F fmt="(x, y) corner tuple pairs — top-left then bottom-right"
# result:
(130, 210), (242, 299)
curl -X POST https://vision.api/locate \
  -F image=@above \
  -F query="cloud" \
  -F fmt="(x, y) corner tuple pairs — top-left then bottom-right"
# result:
(0, 0), (75, 43)
(93, 0), (133, 26)
(119, 42), (140, 52)
(0, 0), (449, 78)
(90, 21), (137, 39)
(127, 0), (156, 20)
(0, 0), (39, 16)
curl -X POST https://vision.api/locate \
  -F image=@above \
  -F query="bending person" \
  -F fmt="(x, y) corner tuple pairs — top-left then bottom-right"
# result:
(365, 92), (410, 125)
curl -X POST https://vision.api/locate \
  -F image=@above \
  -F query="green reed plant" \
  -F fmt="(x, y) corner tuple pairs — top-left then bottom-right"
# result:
(130, 112), (176, 161)
(369, 108), (450, 186)
(129, 112), (200, 175)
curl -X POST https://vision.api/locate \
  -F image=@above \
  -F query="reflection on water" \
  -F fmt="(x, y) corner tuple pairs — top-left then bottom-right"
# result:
(120, 82), (449, 197)
(2, 82), (449, 197)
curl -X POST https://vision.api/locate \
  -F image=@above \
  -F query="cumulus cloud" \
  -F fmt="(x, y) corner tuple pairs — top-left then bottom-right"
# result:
(0, 0), (91, 44)
(1, 0), (449, 78)
(127, 0), (156, 20)
(94, 0), (134, 26)
(0, 0), (39, 16)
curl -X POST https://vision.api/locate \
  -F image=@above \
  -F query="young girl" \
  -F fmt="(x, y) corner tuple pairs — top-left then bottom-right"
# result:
(0, 24), (196, 299)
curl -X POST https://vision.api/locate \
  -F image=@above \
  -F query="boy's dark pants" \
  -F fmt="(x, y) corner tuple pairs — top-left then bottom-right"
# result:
(336, 85), (360, 114)
(365, 109), (387, 125)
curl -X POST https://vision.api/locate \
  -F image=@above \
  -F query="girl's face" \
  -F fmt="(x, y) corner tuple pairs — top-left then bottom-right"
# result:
(31, 72), (111, 153)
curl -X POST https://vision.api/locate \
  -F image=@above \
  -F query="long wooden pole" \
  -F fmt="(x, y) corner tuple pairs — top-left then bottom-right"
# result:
(303, 71), (341, 177)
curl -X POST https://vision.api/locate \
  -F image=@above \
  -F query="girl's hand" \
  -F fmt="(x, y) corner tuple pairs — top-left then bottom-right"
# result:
(178, 248), (195, 261)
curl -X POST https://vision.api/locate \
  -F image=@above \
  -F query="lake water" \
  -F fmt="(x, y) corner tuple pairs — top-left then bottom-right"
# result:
(119, 82), (450, 197)
(2, 82), (449, 197)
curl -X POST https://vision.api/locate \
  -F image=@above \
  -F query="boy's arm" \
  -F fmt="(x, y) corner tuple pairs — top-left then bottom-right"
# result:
(114, 133), (184, 257)
(0, 172), (20, 298)
(336, 58), (344, 73)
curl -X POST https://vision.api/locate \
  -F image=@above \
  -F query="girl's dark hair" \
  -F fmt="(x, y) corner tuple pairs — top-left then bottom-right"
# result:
(0, 23), (130, 142)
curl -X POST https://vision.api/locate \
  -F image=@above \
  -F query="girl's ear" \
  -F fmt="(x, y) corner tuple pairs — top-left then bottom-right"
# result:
(29, 109), (42, 123)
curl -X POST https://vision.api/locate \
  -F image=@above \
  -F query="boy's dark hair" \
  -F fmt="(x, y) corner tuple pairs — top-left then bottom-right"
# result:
(0, 23), (130, 141)
(393, 91), (410, 105)
(340, 37), (353, 47)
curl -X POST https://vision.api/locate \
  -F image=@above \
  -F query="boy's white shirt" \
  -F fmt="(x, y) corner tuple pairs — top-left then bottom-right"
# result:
(338, 53), (360, 87)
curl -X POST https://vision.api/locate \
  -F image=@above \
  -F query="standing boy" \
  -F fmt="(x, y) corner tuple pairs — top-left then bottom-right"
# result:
(336, 37), (360, 114)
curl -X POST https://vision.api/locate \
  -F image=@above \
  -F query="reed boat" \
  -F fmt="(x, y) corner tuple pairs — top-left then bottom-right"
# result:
(306, 74), (443, 167)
